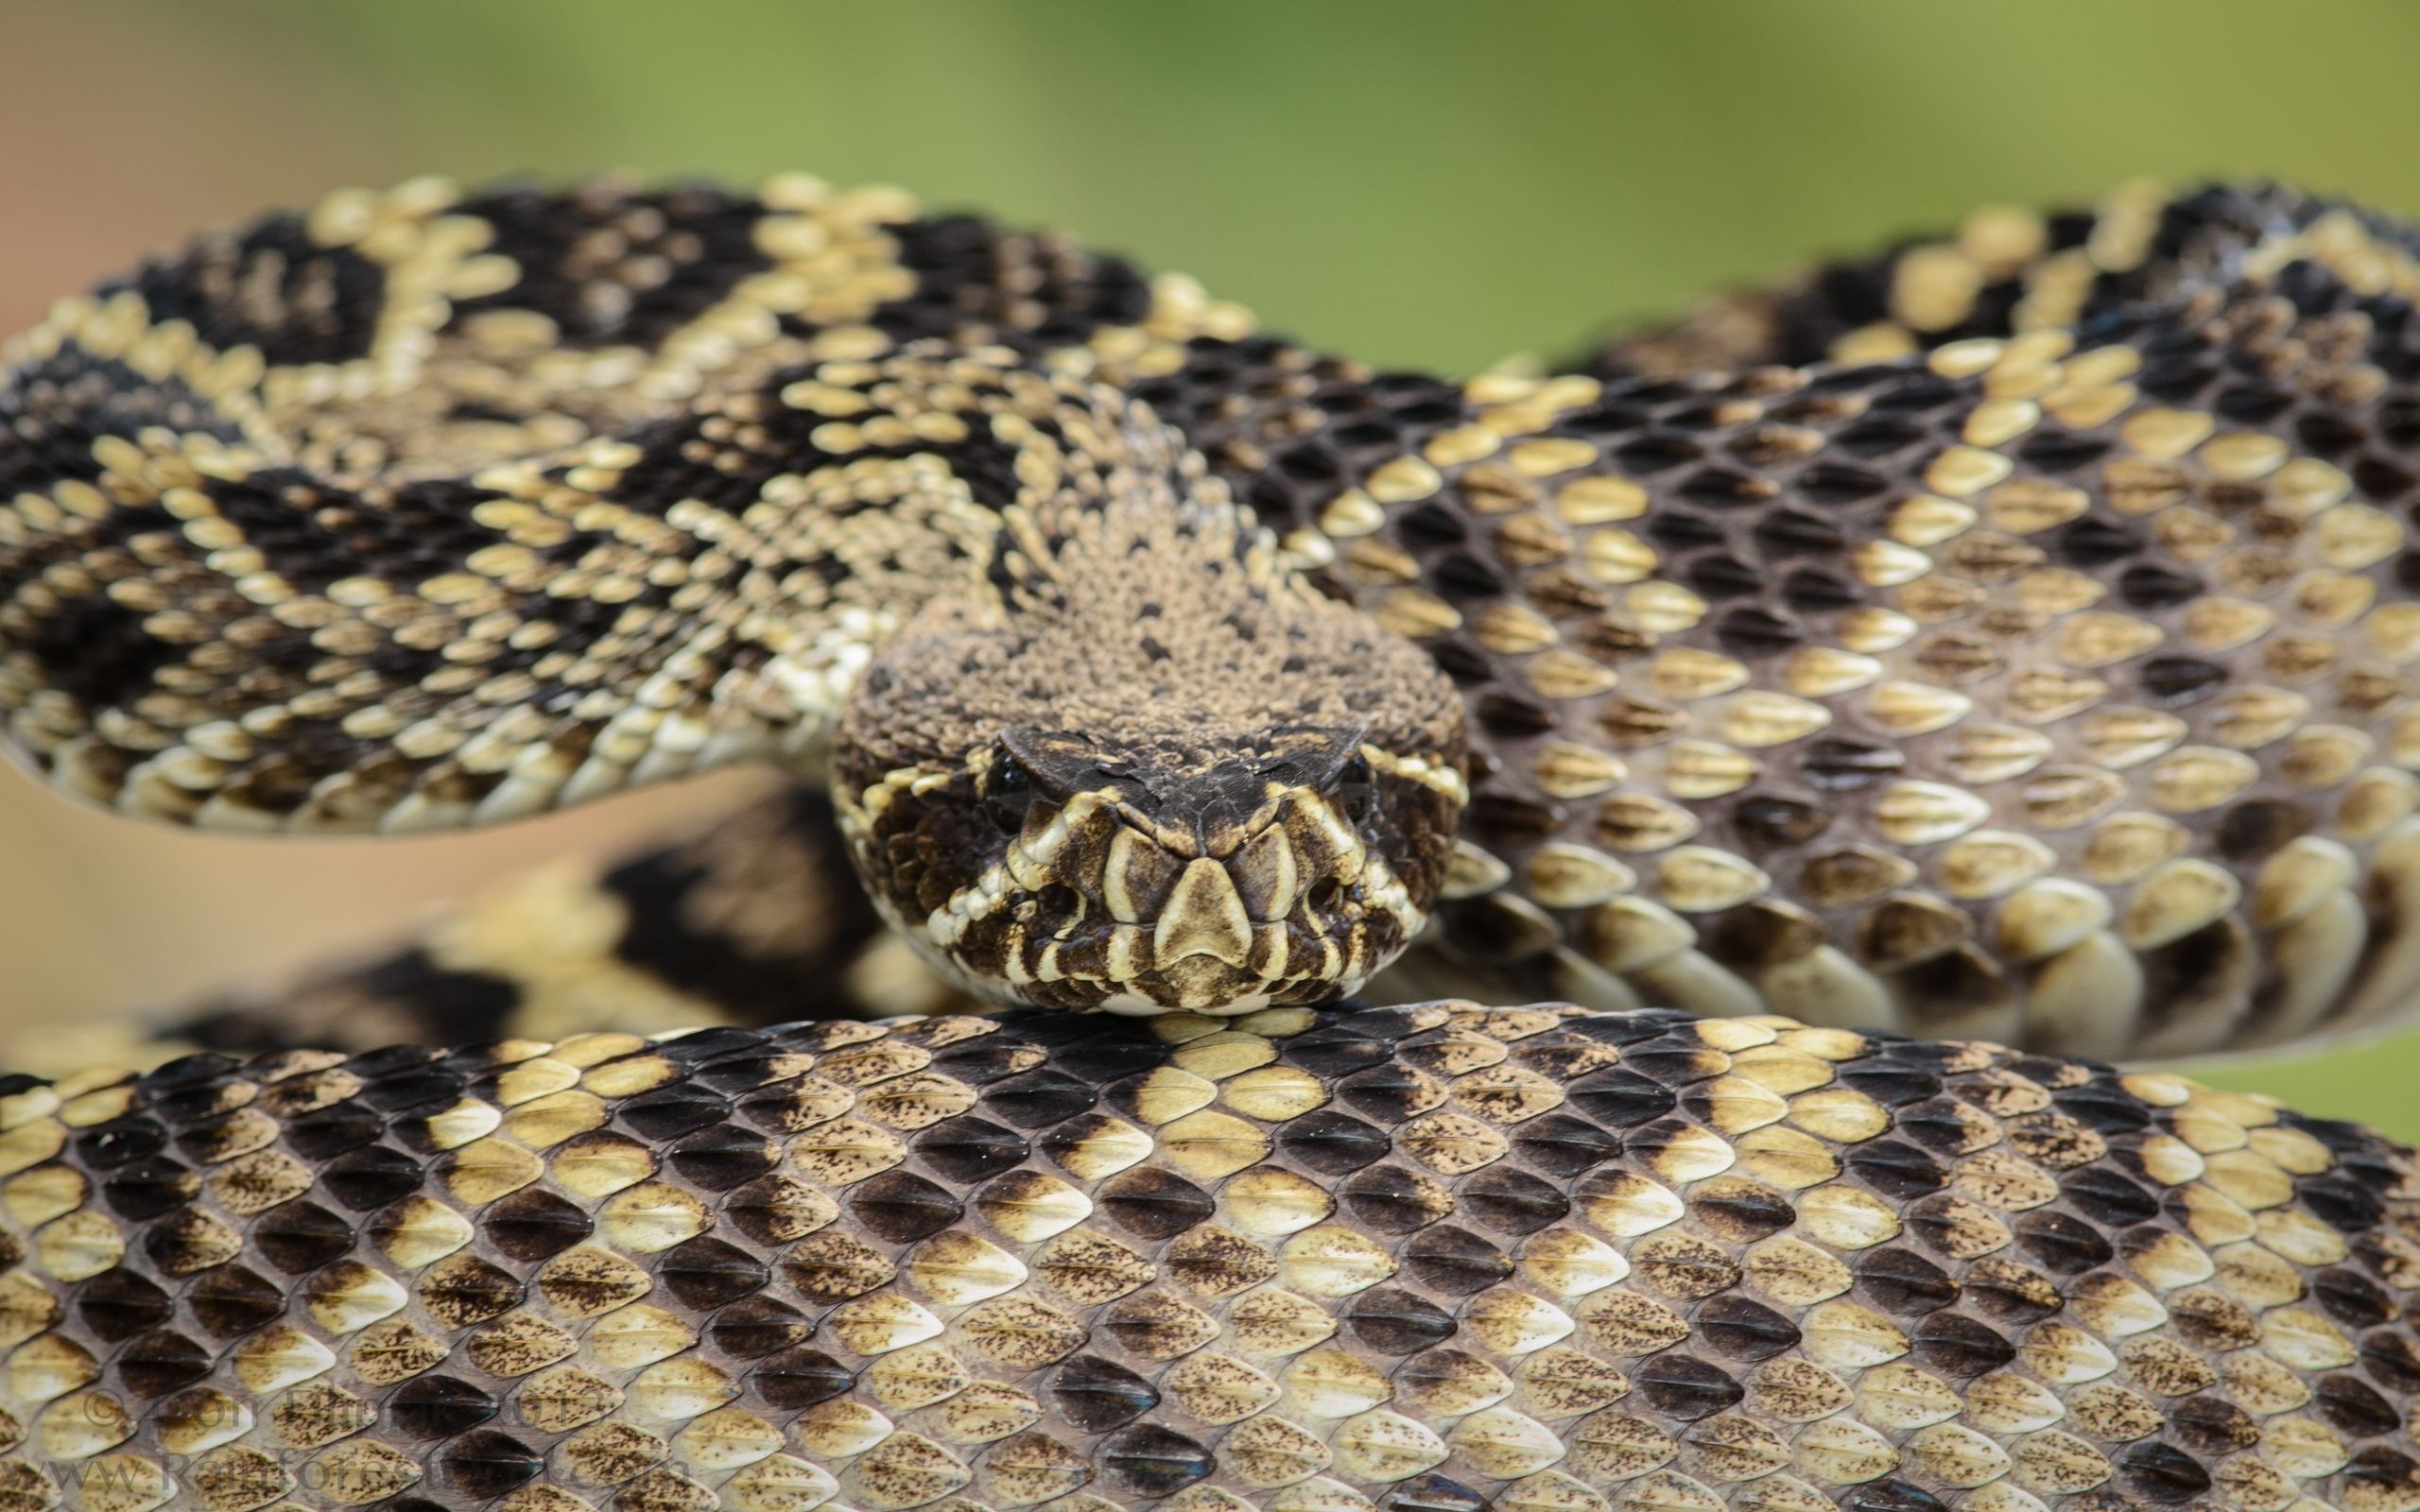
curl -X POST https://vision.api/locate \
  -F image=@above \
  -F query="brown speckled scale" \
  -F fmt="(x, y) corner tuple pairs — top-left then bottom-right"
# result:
(0, 1004), (2416, 1512)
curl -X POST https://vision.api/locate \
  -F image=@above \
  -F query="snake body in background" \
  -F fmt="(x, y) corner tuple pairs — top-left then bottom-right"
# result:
(5, 178), (2420, 1509)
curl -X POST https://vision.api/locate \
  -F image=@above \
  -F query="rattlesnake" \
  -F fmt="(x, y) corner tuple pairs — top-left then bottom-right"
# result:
(0, 178), (2417, 1512)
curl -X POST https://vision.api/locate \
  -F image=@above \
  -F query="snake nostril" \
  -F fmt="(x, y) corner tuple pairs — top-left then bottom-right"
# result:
(1306, 877), (1347, 917)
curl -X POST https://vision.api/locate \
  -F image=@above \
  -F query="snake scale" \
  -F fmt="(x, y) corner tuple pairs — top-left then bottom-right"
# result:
(4, 176), (2420, 1511)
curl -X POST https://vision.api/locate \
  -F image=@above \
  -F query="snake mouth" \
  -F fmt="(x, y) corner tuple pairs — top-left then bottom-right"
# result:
(876, 783), (1436, 1014)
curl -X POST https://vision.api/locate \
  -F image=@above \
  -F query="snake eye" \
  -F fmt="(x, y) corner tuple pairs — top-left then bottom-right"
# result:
(1335, 752), (1375, 823)
(986, 749), (1036, 833)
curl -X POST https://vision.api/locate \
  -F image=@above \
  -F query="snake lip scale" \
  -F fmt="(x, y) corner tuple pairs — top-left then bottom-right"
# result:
(7, 175), (2420, 1510)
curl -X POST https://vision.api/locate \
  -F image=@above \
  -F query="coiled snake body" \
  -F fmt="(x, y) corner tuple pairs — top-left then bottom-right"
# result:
(3, 179), (2420, 1511)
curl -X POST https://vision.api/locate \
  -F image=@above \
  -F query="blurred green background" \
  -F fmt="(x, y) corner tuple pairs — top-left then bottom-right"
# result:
(7, 0), (2420, 1123)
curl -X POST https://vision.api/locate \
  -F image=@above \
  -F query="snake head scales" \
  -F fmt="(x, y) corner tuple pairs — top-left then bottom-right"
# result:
(832, 478), (1468, 1014)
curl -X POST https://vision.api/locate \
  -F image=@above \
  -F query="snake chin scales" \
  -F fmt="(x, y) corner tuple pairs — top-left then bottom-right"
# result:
(833, 493), (1469, 1012)
(846, 747), (1457, 1014)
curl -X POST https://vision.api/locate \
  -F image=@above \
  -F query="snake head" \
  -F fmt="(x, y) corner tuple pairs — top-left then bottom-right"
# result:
(832, 498), (1465, 1014)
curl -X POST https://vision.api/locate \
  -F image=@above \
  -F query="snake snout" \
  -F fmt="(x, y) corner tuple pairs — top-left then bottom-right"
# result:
(1154, 857), (1254, 967)
(927, 784), (1421, 1013)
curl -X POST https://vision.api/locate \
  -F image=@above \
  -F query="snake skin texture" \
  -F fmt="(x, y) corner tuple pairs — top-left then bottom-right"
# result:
(0, 1004), (2413, 1512)
(16, 178), (2420, 1052)
(13, 177), (2420, 1512)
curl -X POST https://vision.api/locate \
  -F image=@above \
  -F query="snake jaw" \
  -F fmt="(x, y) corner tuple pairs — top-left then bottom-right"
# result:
(839, 756), (1456, 1014)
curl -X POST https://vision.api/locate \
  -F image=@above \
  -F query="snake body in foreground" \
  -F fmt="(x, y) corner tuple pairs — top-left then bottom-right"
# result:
(0, 1003), (2409, 1512)
(7, 179), (2420, 1510)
